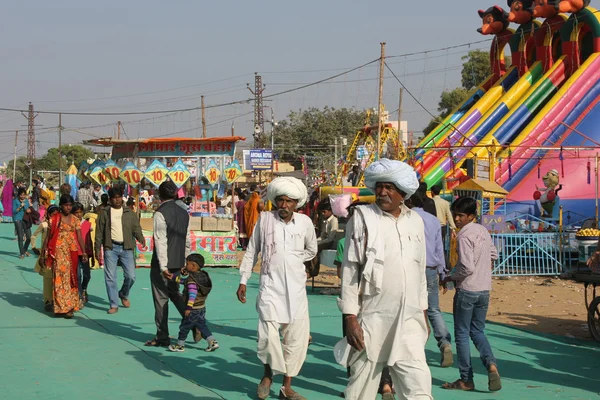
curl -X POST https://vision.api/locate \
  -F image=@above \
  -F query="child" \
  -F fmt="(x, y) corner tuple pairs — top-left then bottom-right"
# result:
(168, 253), (219, 353)
(32, 205), (59, 311)
(442, 196), (501, 392)
(72, 202), (94, 304)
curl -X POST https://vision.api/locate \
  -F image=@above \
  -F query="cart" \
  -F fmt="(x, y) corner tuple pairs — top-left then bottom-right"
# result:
(573, 234), (600, 341)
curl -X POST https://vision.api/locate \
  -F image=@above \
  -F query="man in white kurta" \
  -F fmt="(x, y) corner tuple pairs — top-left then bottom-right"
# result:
(238, 177), (317, 400)
(339, 159), (433, 400)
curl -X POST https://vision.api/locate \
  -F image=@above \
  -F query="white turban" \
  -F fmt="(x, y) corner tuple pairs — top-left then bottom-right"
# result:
(363, 159), (419, 199)
(267, 177), (308, 208)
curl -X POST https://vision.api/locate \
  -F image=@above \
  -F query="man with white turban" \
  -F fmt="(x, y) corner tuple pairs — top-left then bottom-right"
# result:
(237, 177), (317, 400)
(338, 159), (433, 399)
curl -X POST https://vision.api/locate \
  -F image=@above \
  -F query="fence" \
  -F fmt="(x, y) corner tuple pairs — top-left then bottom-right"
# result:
(491, 232), (580, 276)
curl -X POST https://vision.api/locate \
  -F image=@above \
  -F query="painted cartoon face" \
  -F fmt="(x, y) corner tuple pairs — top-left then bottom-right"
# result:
(533, 0), (560, 18)
(558, 0), (590, 13)
(478, 6), (510, 35)
(508, 0), (535, 24)
(542, 170), (560, 189)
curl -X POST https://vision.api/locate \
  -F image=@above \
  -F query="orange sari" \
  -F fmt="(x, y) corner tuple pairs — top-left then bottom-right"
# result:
(244, 192), (261, 238)
(47, 214), (81, 314)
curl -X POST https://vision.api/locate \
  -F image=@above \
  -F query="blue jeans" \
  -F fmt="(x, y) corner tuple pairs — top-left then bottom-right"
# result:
(177, 308), (214, 346)
(453, 289), (497, 382)
(103, 244), (136, 309)
(78, 258), (91, 296)
(14, 220), (31, 257)
(426, 268), (451, 349)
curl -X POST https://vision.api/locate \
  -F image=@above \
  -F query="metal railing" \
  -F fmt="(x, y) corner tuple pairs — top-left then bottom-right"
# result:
(491, 232), (563, 276)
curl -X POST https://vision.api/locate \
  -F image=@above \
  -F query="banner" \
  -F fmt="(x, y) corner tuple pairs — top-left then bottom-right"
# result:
(145, 160), (169, 187)
(104, 160), (122, 183)
(168, 159), (191, 188)
(223, 159), (243, 184)
(119, 162), (143, 187)
(136, 230), (237, 267)
(204, 159), (221, 185)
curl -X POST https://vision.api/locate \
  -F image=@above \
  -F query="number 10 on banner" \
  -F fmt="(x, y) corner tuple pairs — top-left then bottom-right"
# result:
(168, 160), (191, 188)
(119, 162), (143, 187)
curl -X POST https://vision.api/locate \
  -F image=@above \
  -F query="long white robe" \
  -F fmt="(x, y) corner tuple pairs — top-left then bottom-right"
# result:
(239, 211), (317, 376)
(240, 211), (317, 323)
(339, 204), (431, 399)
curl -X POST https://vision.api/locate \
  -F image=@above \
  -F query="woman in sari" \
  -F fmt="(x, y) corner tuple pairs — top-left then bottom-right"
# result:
(1, 179), (14, 222)
(41, 195), (87, 318)
(243, 190), (264, 239)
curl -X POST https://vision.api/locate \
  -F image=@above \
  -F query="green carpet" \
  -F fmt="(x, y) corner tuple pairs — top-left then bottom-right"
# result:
(0, 224), (599, 399)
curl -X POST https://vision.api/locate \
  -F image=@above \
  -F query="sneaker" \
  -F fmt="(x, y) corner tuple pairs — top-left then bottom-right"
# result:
(168, 344), (185, 352)
(205, 340), (219, 352)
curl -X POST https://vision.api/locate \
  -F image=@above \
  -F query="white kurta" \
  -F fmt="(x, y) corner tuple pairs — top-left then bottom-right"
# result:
(340, 204), (428, 364)
(240, 211), (318, 323)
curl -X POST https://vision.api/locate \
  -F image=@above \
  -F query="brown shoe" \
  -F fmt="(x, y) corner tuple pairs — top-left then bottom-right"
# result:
(120, 297), (131, 308)
(107, 307), (119, 314)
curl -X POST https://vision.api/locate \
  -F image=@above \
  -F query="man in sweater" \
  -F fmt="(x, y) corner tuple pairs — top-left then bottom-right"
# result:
(95, 187), (147, 314)
(144, 180), (199, 347)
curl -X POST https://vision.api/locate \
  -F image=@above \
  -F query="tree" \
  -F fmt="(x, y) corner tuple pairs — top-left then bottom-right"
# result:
(461, 50), (492, 90)
(272, 107), (368, 171)
(6, 145), (93, 186)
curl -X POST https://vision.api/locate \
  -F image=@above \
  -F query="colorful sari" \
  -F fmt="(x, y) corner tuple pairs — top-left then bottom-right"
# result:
(46, 214), (81, 314)
(2, 179), (13, 219)
(244, 192), (261, 239)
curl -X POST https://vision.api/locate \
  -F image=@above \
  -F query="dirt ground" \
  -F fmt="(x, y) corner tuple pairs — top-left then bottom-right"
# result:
(305, 266), (594, 340)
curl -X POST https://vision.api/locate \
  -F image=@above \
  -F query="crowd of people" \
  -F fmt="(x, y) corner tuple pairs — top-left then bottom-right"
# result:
(3, 163), (503, 399)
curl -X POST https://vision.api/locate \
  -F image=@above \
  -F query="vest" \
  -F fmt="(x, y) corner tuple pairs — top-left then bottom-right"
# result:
(151, 200), (189, 270)
(183, 270), (212, 309)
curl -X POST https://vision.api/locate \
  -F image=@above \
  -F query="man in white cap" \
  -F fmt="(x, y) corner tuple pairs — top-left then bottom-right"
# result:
(237, 176), (318, 400)
(339, 159), (433, 400)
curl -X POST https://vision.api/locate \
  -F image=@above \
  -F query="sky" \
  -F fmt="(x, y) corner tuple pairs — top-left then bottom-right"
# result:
(0, 0), (501, 164)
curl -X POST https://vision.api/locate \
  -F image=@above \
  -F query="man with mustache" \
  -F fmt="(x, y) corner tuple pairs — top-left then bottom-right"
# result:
(237, 177), (318, 400)
(339, 159), (432, 400)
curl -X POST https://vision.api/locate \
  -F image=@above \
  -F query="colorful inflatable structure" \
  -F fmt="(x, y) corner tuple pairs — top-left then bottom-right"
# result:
(413, 0), (600, 219)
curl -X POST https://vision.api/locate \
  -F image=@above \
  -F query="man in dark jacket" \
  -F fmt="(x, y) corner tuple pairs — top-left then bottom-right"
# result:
(144, 180), (200, 347)
(94, 187), (146, 314)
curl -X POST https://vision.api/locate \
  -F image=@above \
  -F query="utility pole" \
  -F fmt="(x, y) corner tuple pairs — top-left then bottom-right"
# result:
(231, 121), (235, 137)
(13, 131), (18, 182)
(397, 88), (404, 160)
(117, 121), (122, 140)
(201, 96), (207, 138)
(58, 113), (63, 184)
(247, 73), (266, 148)
(270, 108), (275, 178)
(335, 136), (338, 179)
(377, 42), (386, 160)
(22, 102), (38, 163)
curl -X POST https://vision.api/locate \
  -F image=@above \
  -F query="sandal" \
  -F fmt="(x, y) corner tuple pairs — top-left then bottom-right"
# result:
(488, 371), (502, 392)
(279, 387), (306, 400)
(441, 379), (474, 391)
(144, 338), (170, 347)
(257, 376), (272, 400)
(64, 311), (74, 319)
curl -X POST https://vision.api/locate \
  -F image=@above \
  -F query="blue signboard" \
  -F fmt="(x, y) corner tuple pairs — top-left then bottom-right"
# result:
(249, 149), (273, 170)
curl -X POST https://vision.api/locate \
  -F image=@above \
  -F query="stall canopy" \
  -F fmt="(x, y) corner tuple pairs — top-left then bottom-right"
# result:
(85, 137), (246, 159)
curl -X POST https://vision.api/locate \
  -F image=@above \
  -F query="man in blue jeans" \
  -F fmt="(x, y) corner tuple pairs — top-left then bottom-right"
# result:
(94, 187), (147, 314)
(408, 191), (453, 367)
(442, 196), (501, 392)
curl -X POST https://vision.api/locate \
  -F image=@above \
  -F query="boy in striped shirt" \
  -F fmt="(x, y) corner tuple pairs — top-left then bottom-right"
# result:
(168, 253), (219, 352)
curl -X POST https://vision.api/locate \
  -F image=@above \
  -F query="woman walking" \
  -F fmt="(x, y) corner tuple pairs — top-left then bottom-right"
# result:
(42, 195), (87, 318)
(13, 188), (32, 258)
